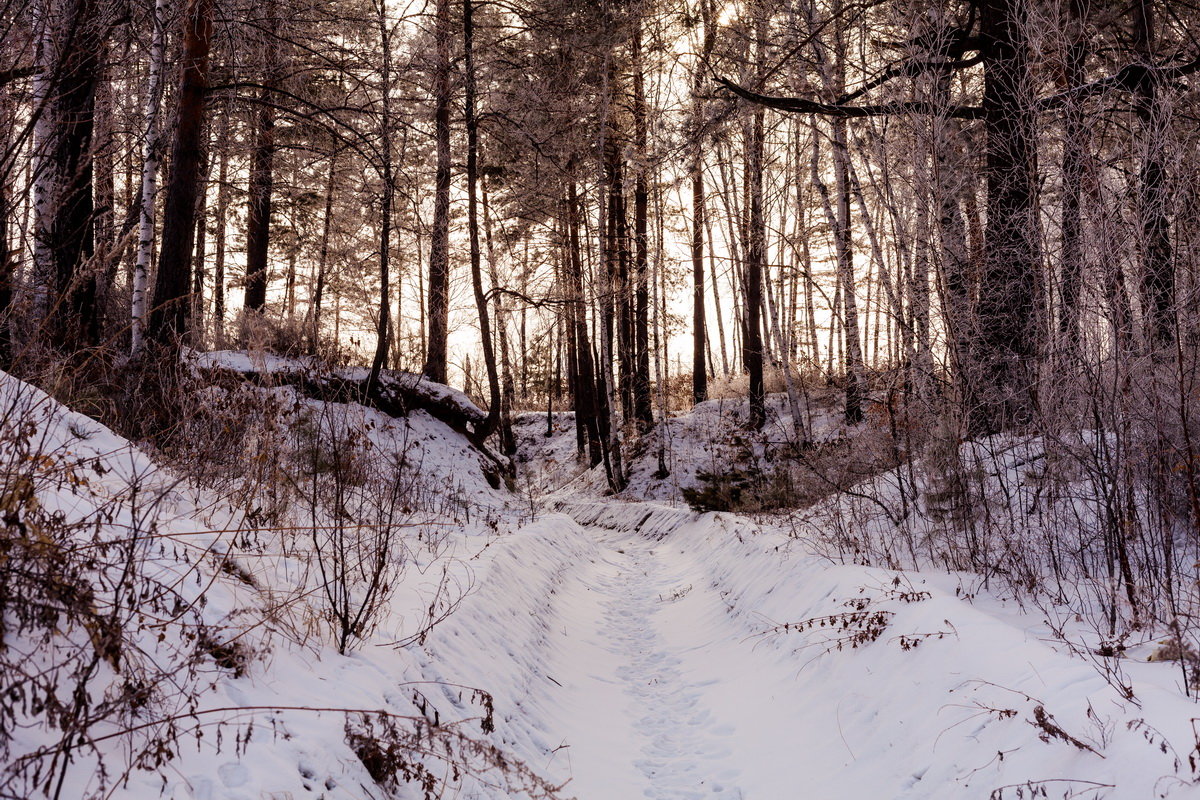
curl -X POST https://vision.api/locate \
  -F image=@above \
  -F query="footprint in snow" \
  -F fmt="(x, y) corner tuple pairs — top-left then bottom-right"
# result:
(598, 548), (744, 799)
(217, 762), (249, 788)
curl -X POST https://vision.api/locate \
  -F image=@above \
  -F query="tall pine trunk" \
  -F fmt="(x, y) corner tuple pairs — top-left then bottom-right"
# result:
(566, 179), (603, 466)
(1134, 0), (1174, 351)
(968, 0), (1043, 435)
(39, 0), (105, 352)
(242, 100), (276, 312)
(630, 21), (653, 430)
(423, 0), (452, 383)
(462, 0), (502, 441)
(148, 0), (214, 347)
(691, 150), (708, 405)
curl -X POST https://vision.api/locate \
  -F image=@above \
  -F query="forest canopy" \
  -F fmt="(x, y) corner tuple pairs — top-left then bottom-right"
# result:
(3, 0), (1200, 485)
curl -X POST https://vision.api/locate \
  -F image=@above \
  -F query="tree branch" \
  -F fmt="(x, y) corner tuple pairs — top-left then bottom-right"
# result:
(721, 50), (1200, 121)
(836, 54), (984, 104)
(1037, 56), (1200, 111)
(715, 77), (985, 119)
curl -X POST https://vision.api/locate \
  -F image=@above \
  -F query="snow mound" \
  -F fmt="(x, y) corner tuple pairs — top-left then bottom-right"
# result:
(515, 392), (851, 505)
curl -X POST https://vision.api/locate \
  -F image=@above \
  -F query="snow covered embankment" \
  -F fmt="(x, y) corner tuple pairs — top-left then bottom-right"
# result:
(0, 367), (558, 800)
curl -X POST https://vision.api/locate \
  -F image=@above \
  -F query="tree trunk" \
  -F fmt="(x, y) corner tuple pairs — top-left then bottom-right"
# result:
(932, 70), (975, 394)
(597, 87), (626, 489)
(831, 116), (866, 424)
(41, 0), (105, 352)
(131, 0), (167, 355)
(366, 2), (396, 398)
(604, 116), (634, 424)
(691, 151), (708, 405)
(566, 179), (603, 465)
(211, 108), (231, 348)
(689, 3), (713, 405)
(630, 21), (653, 430)
(92, 71), (117, 338)
(0, 144), (11, 368)
(309, 152), (337, 353)
(743, 106), (766, 430)
(423, 0), (452, 383)
(30, 0), (56, 323)
(190, 138), (209, 345)
(482, 160), (516, 454)
(1058, 0), (1087, 355)
(968, 0), (1043, 435)
(1133, 0), (1174, 351)
(148, 0), (214, 347)
(463, 0), (501, 441)
(242, 94), (276, 313)
(704, 211), (729, 376)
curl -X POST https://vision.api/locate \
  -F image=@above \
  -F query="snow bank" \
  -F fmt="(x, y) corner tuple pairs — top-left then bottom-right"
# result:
(0, 368), (546, 800)
(550, 498), (696, 539)
(646, 508), (1200, 799)
(11, 359), (1200, 799)
(514, 392), (849, 505)
(405, 491), (1200, 798)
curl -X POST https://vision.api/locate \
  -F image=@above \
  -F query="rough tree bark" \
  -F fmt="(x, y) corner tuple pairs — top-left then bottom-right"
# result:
(969, 0), (1043, 435)
(37, 0), (107, 352)
(147, 0), (214, 347)
(423, 0), (452, 383)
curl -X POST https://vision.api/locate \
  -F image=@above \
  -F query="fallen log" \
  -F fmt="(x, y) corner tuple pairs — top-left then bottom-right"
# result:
(189, 350), (509, 487)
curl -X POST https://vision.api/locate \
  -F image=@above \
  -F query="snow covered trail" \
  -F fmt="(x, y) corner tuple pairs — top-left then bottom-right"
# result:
(425, 502), (826, 799)
(426, 500), (1200, 800)
(546, 527), (746, 800)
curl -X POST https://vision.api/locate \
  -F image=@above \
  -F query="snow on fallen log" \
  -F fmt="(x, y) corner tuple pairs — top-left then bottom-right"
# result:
(188, 350), (507, 486)
(189, 349), (487, 434)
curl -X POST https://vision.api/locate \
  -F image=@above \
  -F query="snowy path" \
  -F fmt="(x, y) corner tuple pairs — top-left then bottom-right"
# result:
(424, 502), (1200, 800)
(536, 518), (799, 800)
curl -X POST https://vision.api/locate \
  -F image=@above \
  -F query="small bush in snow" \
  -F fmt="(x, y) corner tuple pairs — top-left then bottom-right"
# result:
(344, 710), (565, 800)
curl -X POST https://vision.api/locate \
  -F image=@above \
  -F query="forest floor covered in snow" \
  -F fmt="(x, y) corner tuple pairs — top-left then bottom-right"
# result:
(4, 358), (1200, 799)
